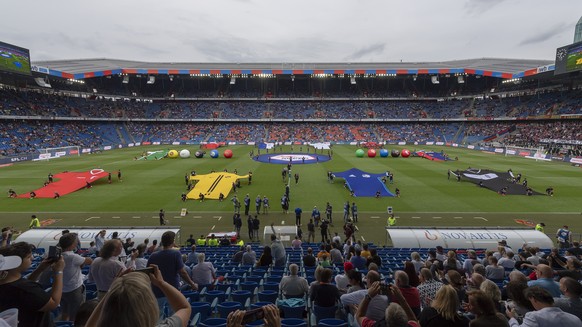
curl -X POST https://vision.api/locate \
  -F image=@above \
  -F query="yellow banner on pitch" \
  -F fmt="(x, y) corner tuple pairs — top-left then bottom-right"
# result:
(187, 172), (249, 200)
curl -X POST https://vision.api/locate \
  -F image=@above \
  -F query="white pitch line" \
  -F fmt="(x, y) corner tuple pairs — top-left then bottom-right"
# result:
(370, 216), (380, 219)
(151, 216), (158, 218)
(412, 216), (421, 219)
(132, 216), (141, 219)
(454, 217), (463, 219)
(112, 216), (120, 219)
(474, 217), (488, 221)
(218, 217), (222, 221)
(213, 216), (221, 218)
(85, 217), (100, 221)
(361, 236), (366, 241)
(173, 216), (181, 218)
(211, 225), (215, 230)
(432, 217), (442, 219)
(193, 216), (202, 218)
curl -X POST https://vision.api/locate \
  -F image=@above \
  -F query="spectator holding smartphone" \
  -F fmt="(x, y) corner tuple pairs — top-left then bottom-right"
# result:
(86, 265), (191, 327)
(226, 304), (281, 327)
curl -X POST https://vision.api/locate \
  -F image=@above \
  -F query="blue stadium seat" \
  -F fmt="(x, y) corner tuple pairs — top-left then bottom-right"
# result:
(281, 318), (308, 327)
(217, 301), (242, 318)
(200, 318), (227, 327)
(317, 319), (347, 327)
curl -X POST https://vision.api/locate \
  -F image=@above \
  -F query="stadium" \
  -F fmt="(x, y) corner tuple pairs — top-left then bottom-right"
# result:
(1, 10), (582, 327)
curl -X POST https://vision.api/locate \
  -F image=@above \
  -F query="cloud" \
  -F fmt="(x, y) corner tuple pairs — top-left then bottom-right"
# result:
(344, 43), (386, 61)
(519, 23), (573, 46)
(464, 0), (508, 14)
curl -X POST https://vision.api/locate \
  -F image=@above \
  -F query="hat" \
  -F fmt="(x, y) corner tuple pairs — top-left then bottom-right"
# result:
(498, 240), (507, 245)
(0, 254), (22, 271)
(344, 262), (354, 271)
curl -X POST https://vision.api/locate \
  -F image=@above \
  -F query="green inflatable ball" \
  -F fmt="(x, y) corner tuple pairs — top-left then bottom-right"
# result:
(355, 149), (365, 157)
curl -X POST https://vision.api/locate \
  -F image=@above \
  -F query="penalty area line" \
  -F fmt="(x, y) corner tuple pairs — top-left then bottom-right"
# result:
(85, 217), (100, 221)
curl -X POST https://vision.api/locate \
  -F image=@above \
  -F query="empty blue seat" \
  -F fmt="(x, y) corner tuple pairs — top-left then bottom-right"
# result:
(258, 290), (278, 303)
(240, 281), (259, 292)
(205, 290), (226, 303)
(200, 318), (227, 327)
(263, 281), (279, 292)
(267, 275), (282, 283)
(246, 275), (263, 284)
(216, 283), (233, 292)
(281, 303), (305, 319)
(312, 305), (337, 323)
(217, 301), (242, 318)
(318, 318), (347, 327)
(251, 301), (274, 309)
(182, 290), (200, 303)
(281, 318), (308, 327)
(190, 302), (212, 323)
(231, 290), (252, 306)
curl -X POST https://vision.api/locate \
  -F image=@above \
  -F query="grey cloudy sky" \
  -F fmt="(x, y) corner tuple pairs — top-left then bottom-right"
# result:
(1, 0), (581, 63)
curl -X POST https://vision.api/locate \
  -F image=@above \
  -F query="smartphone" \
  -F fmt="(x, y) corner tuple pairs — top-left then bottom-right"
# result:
(242, 307), (265, 324)
(135, 267), (154, 274)
(47, 245), (62, 260)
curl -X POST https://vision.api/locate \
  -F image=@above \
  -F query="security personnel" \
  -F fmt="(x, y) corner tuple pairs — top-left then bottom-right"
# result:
(208, 234), (219, 246)
(387, 214), (396, 227)
(29, 215), (40, 229)
(535, 222), (545, 233)
(236, 239), (244, 247)
(197, 234), (207, 246)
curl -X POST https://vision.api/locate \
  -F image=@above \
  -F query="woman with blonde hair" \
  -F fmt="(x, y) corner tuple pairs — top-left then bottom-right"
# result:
(86, 265), (191, 327)
(479, 279), (504, 313)
(419, 285), (469, 327)
(410, 252), (425, 273)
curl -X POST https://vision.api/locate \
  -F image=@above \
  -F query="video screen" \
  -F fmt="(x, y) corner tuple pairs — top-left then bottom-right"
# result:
(554, 41), (582, 75)
(0, 41), (32, 76)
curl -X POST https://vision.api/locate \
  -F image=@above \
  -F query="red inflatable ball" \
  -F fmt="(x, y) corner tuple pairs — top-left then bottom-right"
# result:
(223, 149), (233, 158)
(401, 149), (411, 158)
(367, 149), (377, 158)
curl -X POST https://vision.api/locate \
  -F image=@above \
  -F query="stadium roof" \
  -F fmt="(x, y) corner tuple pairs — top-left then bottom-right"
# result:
(32, 57), (555, 80)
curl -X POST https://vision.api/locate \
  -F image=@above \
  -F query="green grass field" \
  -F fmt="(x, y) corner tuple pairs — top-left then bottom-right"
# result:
(1, 145), (580, 245)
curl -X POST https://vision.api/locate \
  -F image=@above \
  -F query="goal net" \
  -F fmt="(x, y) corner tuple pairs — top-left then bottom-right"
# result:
(37, 146), (81, 160)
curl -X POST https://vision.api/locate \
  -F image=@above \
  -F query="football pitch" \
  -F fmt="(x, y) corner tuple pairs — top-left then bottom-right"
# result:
(1, 145), (580, 245)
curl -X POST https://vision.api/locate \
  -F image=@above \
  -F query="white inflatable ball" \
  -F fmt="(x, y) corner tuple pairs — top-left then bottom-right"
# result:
(179, 149), (191, 158)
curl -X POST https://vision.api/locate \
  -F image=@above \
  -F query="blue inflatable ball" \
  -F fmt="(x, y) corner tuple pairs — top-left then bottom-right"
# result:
(210, 150), (219, 158)
(391, 150), (400, 158)
(379, 149), (389, 157)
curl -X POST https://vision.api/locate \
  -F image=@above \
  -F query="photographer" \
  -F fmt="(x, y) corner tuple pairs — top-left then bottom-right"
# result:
(0, 242), (65, 327)
(356, 281), (419, 327)
(226, 304), (281, 327)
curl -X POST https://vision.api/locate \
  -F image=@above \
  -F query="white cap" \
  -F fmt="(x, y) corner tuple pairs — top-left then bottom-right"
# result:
(0, 255), (22, 271)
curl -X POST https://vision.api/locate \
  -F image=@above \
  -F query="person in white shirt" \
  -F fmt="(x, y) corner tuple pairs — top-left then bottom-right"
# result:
(59, 233), (93, 321)
(498, 252), (517, 270)
(507, 286), (582, 327)
(125, 244), (148, 270)
(190, 253), (216, 286)
(335, 262), (354, 292)
(280, 264), (309, 298)
(94, 229), (106, 255)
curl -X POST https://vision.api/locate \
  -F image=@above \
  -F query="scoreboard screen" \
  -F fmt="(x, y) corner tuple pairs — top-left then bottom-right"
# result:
(0, 41), (32, 76)
(555, 41), (582, 75)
